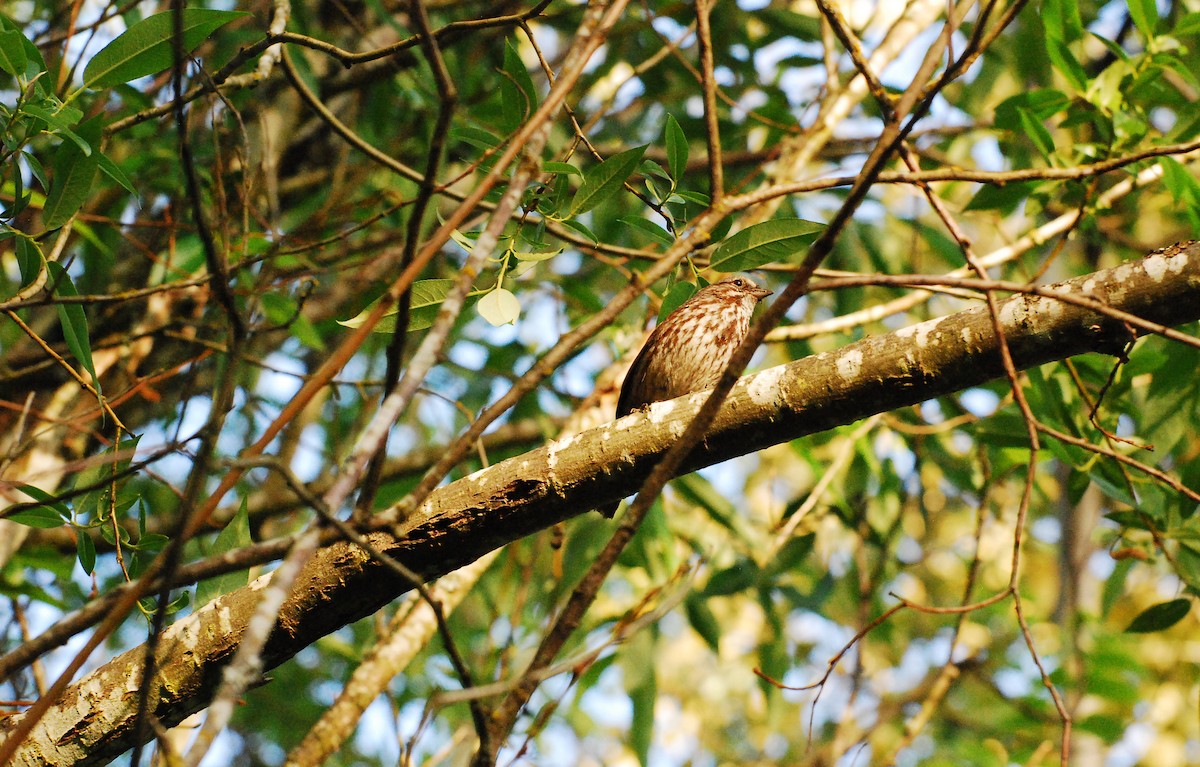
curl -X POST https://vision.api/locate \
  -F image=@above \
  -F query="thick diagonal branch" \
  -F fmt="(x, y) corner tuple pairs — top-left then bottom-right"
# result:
(4, 242), (1199, 767)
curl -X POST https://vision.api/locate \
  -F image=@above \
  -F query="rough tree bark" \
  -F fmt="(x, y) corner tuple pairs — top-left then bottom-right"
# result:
(3, 242), (1199, 766)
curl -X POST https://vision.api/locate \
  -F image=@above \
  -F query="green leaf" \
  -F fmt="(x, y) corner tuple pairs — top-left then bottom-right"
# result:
(684, 594), (721, 652)
(8, 506), (69, 528)
(83, 9), (250, 88)
(542, 161), (580, 175)
(0, 28), (28, 77)
(23, 149), (49, 191)
(664, 113), (688, 182)
(1046, 38), (1088, 93)
(964, 181), (1041, 214)
(710, 218), (824, 271)
(765, 534), (815, 577)
(1160, 156), (1200, 205)
(559, 217), (598, 243)
(76, 529), (96, 574)
(96, 151), (137, 195)
(43, 122), (100, 229)
(627, 638), (656, 766)
(1125, 598), (1190, 633)
(704, 559), (761, 596)
(993, 90), (1071, 131)
(477, 288), (520, 326)
(658, 280), (696, 321)
(0, 16), (45, 72)
(1015, 107), (1056, 160)
(14, 237), (43, 287)
(196, 498), (252, 607)
(14, 483), (71, 520)
(338, 278), (456, 333)
(1126, 0), (1159, 39)
(569, 145), (647, 215)
(1042, 0), (1083, 43)
(618, 216), (675, 248)
(1175, 12), (1200, 37)
(47, 262), (100, 394)
(498, 39), (538, 132)
(450, 125), (501, 150)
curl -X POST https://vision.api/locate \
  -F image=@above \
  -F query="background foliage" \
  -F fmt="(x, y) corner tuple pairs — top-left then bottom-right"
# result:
(2, 0), (1200, 765)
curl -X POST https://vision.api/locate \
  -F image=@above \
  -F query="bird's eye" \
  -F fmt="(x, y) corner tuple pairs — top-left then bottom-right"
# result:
(733, 279), (744, 287)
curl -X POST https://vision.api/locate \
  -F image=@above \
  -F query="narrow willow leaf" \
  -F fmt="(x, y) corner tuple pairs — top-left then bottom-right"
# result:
(14, 236), (42, 287)
(684, 594), (722, 652)
(498, 40), (536, 132)
(543, 161), (581, 176)
(512, 248), (561, 262)
(20, 102), (85, 138)
(1042, 0), (1083, 43)
(1126, 598), (1190, 633)
(618, 216), (675, 248)
(96, 151), (137, 195)
(76, 529), (96, 574)
(1127, 0), (1159, 39)
(477, 288), (520, 326)
(338, 279), (455, 333)
(42, 148), (96, 226)
(1044, 38), (1087, 92)
(560, 218), (598, 243)
(83, 9), (250, 88)
(569, 145), (647, 215)
(8, 507), (69, 528)
(16, 483), (71, 518)
(665, 113), (688, 182)
(0, 28), (28, 76)
(1015, 107), (1056, 160)
(196, 498), (252, 607)
(710, 218), (824, 271)
(47, 261), (100, 394)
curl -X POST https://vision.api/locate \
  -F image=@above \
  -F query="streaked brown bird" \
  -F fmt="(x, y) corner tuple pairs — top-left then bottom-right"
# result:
(599, 275), (773, 518)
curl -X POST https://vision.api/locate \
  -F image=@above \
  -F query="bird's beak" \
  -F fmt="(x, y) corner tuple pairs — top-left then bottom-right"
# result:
(752, 285), (773, 300)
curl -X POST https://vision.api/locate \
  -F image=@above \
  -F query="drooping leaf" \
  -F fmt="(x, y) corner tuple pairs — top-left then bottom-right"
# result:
(1015, 107), (1056, 160)
(76, 529), (96, 574)
(710, 218), (824, 271)
(96, 151), (137, 195)
(83, 9), (250, 88)
(664, 113), (688, 182)
(14, 237), (43, 287)
(47, 261), (100, 394)
(569, 145), (647, 215)
(685, 594), (721, 652)
(43, 120), (100, 229)
(499, 39), (538, 132)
